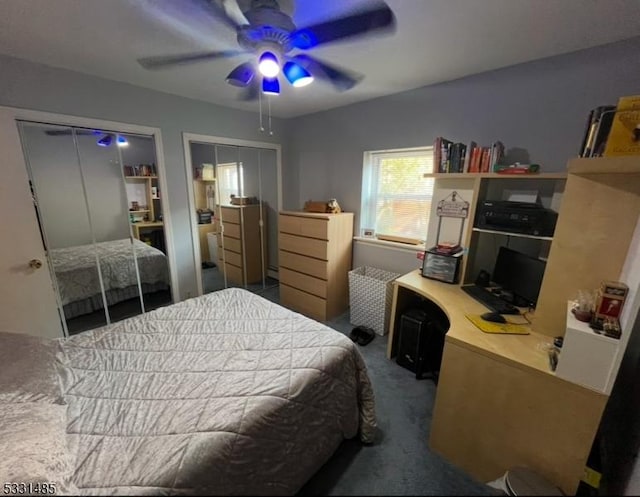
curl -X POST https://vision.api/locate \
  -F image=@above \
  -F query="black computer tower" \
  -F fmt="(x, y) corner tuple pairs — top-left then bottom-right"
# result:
(396, 308), (447, 381)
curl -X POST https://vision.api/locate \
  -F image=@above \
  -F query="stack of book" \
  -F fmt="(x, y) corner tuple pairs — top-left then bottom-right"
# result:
(579, 96), (640, 158)
(433, 137), (504, 173)
(578, 105), (616, 158)
(433, 241), (463, 255)
(123, 163), (157, 177)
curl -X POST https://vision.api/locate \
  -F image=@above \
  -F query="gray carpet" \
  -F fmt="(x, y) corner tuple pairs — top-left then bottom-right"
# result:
(255, 286), (497, 496)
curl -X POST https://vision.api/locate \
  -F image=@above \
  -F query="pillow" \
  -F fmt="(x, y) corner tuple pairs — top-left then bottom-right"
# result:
(0, 331), (64, 404)
(0, 402), (77, 495)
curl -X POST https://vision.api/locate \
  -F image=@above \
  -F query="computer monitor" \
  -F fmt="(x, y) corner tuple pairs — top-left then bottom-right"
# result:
(492, 246), (547, 307)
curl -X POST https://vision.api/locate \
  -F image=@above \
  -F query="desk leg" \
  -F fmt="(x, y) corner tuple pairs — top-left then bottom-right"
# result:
(387, 284), (400, 359)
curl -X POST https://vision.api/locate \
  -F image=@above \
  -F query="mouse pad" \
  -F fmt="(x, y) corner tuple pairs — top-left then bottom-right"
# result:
(466, 314), (530, 335)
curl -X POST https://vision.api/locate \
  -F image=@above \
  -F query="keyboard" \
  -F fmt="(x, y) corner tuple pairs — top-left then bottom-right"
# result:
(461, 285), (520, 315)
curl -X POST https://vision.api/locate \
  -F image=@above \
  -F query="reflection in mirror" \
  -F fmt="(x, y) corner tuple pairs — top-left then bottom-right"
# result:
(213, 144), (242, 290)
(259, 148), (279, 291)
(19, 122), (108, 334)
(189, 140), (280, 296)
(76, 129), (144, 326)
(191, 142), (224, 293)
(119, 134), (171, 313)
(18, 122), (172, 336)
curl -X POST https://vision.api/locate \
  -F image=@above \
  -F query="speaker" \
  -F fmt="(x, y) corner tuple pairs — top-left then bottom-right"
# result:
(396, 308), (446, 380)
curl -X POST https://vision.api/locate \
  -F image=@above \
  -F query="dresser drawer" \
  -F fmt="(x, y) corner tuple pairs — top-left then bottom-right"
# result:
(279, 267), (327, 299)
(219, 235), (242, 253)
(279, 233), (328, 260)
(279, 250), (328, 280)
(223, 222), (241, 239)
(279, 214), (329, 240)
(224, 249), (242, 267)
(280, 284), (326, 321)
(224, 262), (243, 285)
(220, 206), (241, 224)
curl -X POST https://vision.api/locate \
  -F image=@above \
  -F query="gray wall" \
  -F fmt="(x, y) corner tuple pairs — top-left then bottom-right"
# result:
(22, 124), (131, 248)
(0, 53), (285, 299)
(284, 36), (640, 218)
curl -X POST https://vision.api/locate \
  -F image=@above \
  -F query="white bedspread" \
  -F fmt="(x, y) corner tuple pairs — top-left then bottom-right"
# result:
(50, 239), (169, 306)
(60, 288), (376, 495)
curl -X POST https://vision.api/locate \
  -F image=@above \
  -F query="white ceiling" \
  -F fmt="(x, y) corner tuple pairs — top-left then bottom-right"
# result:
(1, 0), (640, 118)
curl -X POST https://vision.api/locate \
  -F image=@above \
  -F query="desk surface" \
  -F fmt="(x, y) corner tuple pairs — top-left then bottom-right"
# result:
(392, 270), (554, 375)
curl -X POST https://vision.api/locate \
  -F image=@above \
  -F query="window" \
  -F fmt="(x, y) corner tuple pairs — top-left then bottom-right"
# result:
(216, 162), (243, 206)
(360, 147), (434, 242)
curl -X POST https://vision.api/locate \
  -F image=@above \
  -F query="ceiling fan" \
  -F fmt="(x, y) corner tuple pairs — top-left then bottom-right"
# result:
(44, 129), (128, 147)
(137, 0), (396, 98)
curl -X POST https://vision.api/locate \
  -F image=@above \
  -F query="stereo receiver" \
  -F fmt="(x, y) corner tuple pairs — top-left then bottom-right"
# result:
(476, 201), (558, 237)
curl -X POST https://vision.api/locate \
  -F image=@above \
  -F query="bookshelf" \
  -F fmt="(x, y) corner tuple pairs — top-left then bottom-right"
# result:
(124, 168), (163, 249)
(425, 172), (566, 285)
(534, 156), (640, 339)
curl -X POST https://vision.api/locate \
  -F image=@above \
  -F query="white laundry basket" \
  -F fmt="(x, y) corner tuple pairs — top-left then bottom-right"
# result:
(348, 266), (400, 336)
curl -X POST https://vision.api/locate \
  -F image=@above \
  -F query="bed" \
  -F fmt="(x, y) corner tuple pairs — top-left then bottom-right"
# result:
(0, 288), (376, 495)
(49, 238), (170, 319)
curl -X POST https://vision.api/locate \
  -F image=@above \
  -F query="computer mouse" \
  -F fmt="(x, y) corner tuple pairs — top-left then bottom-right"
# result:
(481, 312), (507, 324)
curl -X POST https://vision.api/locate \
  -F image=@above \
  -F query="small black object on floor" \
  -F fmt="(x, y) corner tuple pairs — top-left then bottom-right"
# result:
(349, 326), (375, 346)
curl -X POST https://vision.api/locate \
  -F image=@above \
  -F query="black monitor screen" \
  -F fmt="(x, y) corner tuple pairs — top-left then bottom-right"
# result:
(492, 246), (546, 307)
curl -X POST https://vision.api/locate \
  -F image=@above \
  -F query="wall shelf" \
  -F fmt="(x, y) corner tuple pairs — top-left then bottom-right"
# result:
(423, 172), (568, 179)
(125, 175), (158, 180)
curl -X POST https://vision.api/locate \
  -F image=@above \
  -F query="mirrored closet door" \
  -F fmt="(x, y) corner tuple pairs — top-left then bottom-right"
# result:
(18, 122), (172, 335)
(188, 140), (279, 295)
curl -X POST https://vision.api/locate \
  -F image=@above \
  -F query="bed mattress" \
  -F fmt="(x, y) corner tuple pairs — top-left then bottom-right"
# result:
(60, 288), (376, 495)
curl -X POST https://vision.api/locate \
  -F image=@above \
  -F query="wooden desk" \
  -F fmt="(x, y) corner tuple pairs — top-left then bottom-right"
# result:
(388, 270), (608, 495)
(131, 222), (164, 252)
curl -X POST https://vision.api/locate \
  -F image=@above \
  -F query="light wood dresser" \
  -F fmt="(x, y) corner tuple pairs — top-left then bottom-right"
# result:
(278, 211), (354, 321)
(217, 205), (267, 285)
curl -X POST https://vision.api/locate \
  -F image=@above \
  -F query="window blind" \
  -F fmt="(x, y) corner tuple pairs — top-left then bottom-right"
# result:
(361, 148), (434, 241)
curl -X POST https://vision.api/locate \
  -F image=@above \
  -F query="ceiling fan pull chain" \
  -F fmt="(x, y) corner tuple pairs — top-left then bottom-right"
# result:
(268, 97), (273, 136)
(259, 90), (264, 133)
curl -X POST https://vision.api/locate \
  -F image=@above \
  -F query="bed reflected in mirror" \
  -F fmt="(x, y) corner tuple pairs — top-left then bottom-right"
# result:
(18, 122), (172, 335)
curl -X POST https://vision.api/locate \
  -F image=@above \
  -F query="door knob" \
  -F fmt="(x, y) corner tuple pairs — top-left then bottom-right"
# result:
(29, 259), (43, 269)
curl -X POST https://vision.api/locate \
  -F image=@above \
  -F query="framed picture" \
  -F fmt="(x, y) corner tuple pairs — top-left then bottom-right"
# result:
(361, 228), (376, 238)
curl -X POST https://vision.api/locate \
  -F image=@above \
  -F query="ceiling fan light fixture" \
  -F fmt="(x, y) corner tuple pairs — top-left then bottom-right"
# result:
(97, 135), (112, 147)
(117, 135), (129, 147)
(283, 61), (314, 88)
(258, 51), (280, 78)
(226, 62), (255, 87)
(262, 77), (280, 96)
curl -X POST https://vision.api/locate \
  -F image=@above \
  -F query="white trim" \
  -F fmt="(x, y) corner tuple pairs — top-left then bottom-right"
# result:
(182, 132), (282, 296)
(354, 236), (426, 254)
(0, 105), (179, 305)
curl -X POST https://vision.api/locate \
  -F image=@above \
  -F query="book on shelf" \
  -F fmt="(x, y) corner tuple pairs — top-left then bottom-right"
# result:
(463, 141), (477, 173)
(469, 146), (482, 173)
(480, 147), (491, 172)
(124, 163), (157, 177)
(433, 137), (504, 173)
(603, 95), (640, 157)
(579, 105), (616, 157)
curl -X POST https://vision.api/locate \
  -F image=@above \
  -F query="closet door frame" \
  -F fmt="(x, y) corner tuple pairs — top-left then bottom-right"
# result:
(182, 133), (282, 296)
(2, 106), (179, 306)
